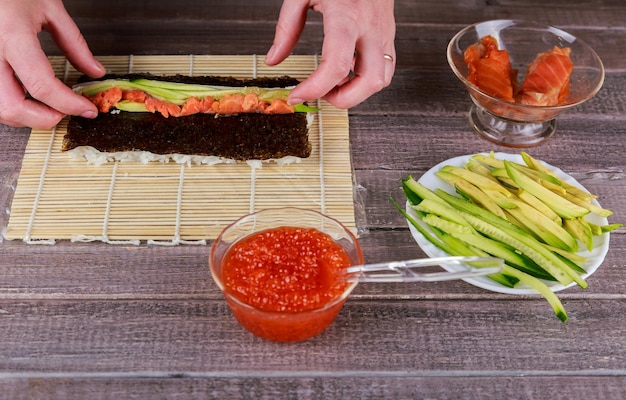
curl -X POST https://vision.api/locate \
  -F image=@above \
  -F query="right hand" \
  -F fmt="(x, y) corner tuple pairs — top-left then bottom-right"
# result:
(0, 0), (106, 129)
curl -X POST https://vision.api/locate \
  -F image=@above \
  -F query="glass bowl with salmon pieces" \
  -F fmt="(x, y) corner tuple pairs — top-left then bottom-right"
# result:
(447, 20), (604, 147)
(209, 207), (363, 342)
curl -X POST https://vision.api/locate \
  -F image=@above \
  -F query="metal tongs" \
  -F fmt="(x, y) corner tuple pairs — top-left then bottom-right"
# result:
(345, 256), (503, 283)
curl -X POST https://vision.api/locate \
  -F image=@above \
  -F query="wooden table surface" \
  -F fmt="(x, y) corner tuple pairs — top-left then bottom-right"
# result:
(1, 1), (625, 398)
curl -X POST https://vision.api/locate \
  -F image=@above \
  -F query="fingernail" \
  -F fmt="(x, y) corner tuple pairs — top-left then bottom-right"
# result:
(265, 45), (277, 64)
(92, 59), (107, 75)
(81, 110), (98, 119)
(288, 97), (305, 105)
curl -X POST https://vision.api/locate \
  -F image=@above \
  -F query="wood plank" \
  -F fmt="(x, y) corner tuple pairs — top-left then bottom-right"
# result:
(2, 376), (626, 400)
(62, 0), (626, 30)
(40, 20), (626, 71)
(0, 229), (624, 298)
(1, 298), (626, 372)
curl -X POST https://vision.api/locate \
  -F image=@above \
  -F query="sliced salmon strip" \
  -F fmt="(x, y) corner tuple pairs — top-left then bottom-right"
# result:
(517, 47), (573, 106)
(85, 86), (297, 116)
(242, 93), (266, 112)
(265, 99), (295, 114)
(180, 97), (203, 116)
(122, 89), (147, 103)
(88, 87), (123, 113)
(215, 94), (246, 114)
(464, 35), (517, 102)
(144, 95), (181, 117)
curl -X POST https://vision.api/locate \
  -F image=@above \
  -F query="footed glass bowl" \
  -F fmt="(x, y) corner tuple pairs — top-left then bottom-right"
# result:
(447, 20), (604, 147)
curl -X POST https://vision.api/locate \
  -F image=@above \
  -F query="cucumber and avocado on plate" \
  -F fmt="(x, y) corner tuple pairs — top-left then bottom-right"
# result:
(395, 152), (622, 322)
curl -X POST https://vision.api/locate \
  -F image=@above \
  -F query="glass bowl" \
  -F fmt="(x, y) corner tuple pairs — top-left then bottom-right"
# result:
(447, 19), (604, 147)
(209, 207), (363, 342)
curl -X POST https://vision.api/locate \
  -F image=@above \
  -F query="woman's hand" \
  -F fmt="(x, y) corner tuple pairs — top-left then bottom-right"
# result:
(0, 0), (105, 128)
(265, 0), (396, 109)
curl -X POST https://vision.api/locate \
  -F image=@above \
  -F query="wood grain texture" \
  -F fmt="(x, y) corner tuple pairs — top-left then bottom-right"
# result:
(2, 0), (626, 398)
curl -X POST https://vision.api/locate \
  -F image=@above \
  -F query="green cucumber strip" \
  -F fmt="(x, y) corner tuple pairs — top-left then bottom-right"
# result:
(74, 80), (139, 97)
(391, 197), (516, 287)
(293, 103), (319, 113)
(461, 212), (585, 288)
(402, 177), (447, 206)
(554, 252), (587, 274)
(401, 177), (423, 205)
(128, 78), (226, 91)
(408, 192), (549, 280)
(436, 233), (517, 287)
(413, 198), (474, 229)
(542, 244), (588, 264)
(422, 214), (556, 281)
(391, 197), (454, 255)
(433, 190), (586, 288)
(441, 188), (588, 281)
(501, 265), (568, 322)
(130, 78), (290, 101)
(74, 78), (315, 113)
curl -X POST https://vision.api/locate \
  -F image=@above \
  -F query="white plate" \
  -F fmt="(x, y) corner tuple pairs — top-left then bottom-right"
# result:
(406, 152), (610, 294)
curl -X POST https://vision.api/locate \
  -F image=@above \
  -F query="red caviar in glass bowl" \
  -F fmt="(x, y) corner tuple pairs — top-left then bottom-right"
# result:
(209, 208), (363, 342)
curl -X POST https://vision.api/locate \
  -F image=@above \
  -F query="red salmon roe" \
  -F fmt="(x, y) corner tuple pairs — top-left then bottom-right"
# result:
(222, 226), (352, 313)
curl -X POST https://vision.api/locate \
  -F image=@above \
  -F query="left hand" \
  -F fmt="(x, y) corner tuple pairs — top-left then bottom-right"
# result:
(265, 0), (396, 109)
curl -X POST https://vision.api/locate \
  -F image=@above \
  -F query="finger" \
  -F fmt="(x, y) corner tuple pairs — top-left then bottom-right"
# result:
(287, 11), (359, 105)
(0, 60), (65, 129)
(324, 42), (395, 109)
(265, 0), (310, 66)
(43, 2), (105, 78)
(4, 30), (98, 118)
(383, 50), (396, 84)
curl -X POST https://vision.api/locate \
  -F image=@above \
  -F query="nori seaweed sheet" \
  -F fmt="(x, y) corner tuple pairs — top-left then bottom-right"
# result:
(77, 73), (302, 89)
(64, 74), (312, 160)
(64, 112), (311, 160)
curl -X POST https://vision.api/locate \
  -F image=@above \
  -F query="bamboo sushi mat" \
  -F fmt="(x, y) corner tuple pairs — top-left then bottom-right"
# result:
(3, 55), (357, 245)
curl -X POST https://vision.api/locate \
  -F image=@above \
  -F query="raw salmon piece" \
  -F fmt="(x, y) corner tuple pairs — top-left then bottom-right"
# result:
(463, 35), (517, 102)
(200, 97), (215, 113)
(265, 99), (295, 114)
(181, 96), (217, 115)
(160, 102), (182, 118)
(472, 58), (516, 102)
(89, 87), (123, 113)
(517, 46), (573, 106)
(242, 93), (263, 112)
(144, 95), (159, 113)
(216, 94), (245, 114)
(180, 97), (203, 116)
(122, 89), (147, 103)
(144, 95), (181, 117)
